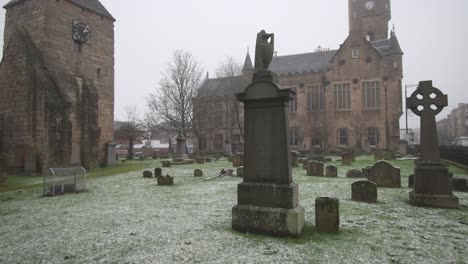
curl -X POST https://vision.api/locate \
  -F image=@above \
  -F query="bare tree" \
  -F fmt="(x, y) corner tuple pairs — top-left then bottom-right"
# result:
(215, 57), (246, 140)
(147, 50), (204, 138)
(114, 106), (145, 160)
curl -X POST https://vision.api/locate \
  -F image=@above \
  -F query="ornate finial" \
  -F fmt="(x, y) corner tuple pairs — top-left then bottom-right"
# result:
(254, 30), (275, 73)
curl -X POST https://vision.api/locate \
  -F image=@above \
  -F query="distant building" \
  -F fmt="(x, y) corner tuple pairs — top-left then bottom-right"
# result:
(437, 103), (468, 146)
(0, 0), (115, 172)
(195, 0), (403, 154)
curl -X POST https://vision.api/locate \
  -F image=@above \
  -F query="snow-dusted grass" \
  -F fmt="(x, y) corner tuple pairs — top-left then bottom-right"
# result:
(0, 158), (467, 264)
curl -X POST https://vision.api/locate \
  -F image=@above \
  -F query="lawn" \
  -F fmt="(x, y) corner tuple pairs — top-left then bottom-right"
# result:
(0, 157), (467, 264)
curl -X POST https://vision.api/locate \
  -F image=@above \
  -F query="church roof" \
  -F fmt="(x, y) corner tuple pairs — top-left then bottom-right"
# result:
(197, 76), (248, 97)
(270, 50), (337, 75)
(4, 0), (115, 21)
(243, 52), (254, 71)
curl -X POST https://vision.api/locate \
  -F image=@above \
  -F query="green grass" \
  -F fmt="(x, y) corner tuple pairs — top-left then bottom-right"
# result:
(0, 156), (467, 263)
(0, 159), (158, 192)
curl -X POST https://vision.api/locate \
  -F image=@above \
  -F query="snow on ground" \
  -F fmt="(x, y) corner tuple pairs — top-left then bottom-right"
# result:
(0, 159), (467, 264)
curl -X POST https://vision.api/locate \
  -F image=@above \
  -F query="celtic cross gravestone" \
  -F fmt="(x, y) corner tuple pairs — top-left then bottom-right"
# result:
(406, 80), (458, 208)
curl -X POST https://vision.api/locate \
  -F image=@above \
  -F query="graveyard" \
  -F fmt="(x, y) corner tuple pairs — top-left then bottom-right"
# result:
(0, 156), (467, 263)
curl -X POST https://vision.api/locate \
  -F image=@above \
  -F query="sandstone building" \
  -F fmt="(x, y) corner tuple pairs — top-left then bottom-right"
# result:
(0, 0), (115, 173)
(437, 103), (468, 146)
(195, 0), (403, 154)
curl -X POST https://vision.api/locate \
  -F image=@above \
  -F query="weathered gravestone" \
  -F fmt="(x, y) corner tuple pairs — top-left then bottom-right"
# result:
(341, 152), (352, 166)
(351, 180), (377, 203)
(157, 175), (174, 186)
(196, 158), (205, 164)
(315, 197), (339, 233)
(143, 170), (153, 178)
(325, 164), (338, 177)
(302, 159), (309, 170)
(291, 151), (299, 167)
(452, 178), (468, 192)
(232, 153), (244, 167)
(362, 166), (371, 179)
(307, 161), (324, 177)
(236, 166), (244, 178)
(161, 161), (171, 168)
(154, 167), (162, 177)
(368, 160), (401, 188)
(407, 81), (459, 208)
(232, 30), (304, 237)
(408, 174), (414, 188)
(194, 169), (203, 177)
(346, 169), (363, 178)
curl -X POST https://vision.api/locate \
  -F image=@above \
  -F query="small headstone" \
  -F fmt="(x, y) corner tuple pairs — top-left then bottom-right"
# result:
(154, 167), (162, 177)
(346, 169), (363, 178)
(236, 166), (244, 178)
(205, 158), (212, 163)
(162, 161), (172, 168)
(351, 180), (377, 203)
(302, 159), (310, 170)
(152, 152), (159, 159)
(315, 197), (339, 233)
(307, 161), (324, 177)
(157, 175), (174, 186)
(226, 169), (234, 176)
(291, 151), (299, 167)
(452, 178), (468, 192)
(196, 158), (205, 164)
(194, 169), (203, 177)
(143, 170), (153, 178)
(232, 153), (244, 167)
(362, 166), (371, 179)
(368, 160), (401, 188)
(341, 152), (351, 166)
(325, 164), (338, 177)
(324, 157), (332, 162)
(408, 174), (414, 188)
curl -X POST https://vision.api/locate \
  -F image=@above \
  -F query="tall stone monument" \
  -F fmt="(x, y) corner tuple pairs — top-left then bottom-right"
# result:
(407, 81), (459, 208)
(231, 30), (305, 237)
(173, 133), (189, 160)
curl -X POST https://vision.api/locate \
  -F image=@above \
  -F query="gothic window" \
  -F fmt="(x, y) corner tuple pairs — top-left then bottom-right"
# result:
(308, 85), (325, 111)
(334, 83), (351, 111)
(213, 134), (223, 150)
(367, 127), (379, 147)
(288, 87), (297, 112)
(352, 48), (360, 59)
(213, 104), (223, 128)
(338, 127), (349, 147)
(362, 80), (380, 109)
(289, 127), (300, 147)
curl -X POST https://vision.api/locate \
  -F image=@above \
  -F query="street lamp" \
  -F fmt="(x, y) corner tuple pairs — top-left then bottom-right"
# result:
(405, 84), (418, 134)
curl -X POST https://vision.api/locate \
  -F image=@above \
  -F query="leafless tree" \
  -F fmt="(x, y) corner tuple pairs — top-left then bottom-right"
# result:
(147, 50), (204, 138)
(215, 57), (246, 140)
(114, 106), (145, 160)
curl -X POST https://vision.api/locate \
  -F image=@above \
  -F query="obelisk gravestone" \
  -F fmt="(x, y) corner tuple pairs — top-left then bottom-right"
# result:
(231, 30), (305, 237)
(407, 80), (458, 208)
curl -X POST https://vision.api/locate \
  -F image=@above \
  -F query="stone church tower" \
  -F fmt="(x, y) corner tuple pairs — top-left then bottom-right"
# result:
(349, 0), (391, 41)
(0, 0), (115, 173)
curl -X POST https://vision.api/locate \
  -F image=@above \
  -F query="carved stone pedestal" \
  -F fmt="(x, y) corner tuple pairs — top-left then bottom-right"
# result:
(409, 162), (459, 209)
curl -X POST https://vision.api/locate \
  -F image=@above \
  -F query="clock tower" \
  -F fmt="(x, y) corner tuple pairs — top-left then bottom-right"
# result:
(0, 0), (115, 172)
(349, 0), (391, 40)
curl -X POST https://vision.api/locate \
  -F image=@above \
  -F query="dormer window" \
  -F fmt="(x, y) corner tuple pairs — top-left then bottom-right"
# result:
(352, 48), (360, 59)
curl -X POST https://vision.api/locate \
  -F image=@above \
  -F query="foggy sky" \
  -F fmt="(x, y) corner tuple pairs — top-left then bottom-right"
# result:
(0, 0), (467, 130)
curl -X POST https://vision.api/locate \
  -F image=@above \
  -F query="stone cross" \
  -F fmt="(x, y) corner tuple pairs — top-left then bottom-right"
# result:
(406, 81), (447, 162)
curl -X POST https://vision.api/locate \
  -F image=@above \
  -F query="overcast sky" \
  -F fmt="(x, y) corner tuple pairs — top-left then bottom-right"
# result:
(1, 0), (467, 129)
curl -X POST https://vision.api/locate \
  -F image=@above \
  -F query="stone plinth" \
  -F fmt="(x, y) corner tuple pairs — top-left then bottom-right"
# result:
(352, 180), (377, 203)
(315, 197), (339, 233)
(232, 32), (304, 237)
(173, 134), (189, 161)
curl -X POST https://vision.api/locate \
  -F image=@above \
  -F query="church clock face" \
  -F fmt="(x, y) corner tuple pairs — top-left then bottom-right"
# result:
(72, 21), (91, 44)
(365, 0), (375, 10)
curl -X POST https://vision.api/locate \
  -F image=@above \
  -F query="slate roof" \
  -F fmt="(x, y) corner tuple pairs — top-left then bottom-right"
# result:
(270, 50), (337, 75)
(197, 76), (248, 97)
(4, 0), (115, 21)
(370, 39), (392, 56)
